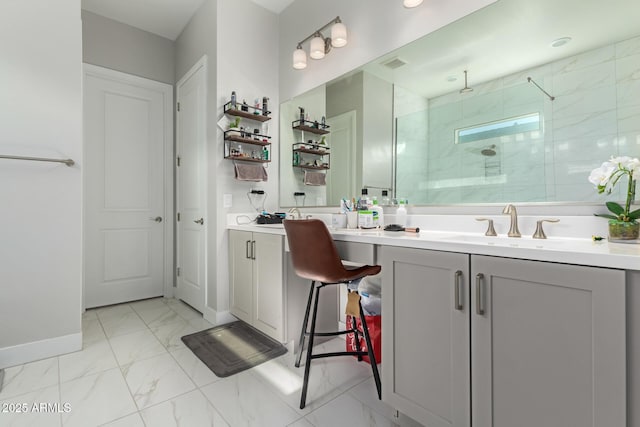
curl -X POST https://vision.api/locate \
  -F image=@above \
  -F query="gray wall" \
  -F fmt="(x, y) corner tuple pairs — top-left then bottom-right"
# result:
(0, 0), (83, 367)
(82, 10), (175, 84)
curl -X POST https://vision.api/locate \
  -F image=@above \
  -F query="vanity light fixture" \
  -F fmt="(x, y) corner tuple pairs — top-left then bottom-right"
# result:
(403, 0), (424, 8)
(292, 16), (347, 70)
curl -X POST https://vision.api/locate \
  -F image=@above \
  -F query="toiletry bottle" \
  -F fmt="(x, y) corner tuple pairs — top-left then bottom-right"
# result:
(262, 97), (269, 116)
(231, 91), (237, 109)
(262, 146), (269, 161)
(371, 197), (384, 228)
(396, 199), (407, 227)
(299, 107), (305, 123)
(381, 190), (390, 206)
(360, 188), (370, 210)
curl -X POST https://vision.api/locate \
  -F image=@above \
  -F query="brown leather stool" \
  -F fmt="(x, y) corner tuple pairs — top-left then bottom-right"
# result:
(283, 219), (382, 409)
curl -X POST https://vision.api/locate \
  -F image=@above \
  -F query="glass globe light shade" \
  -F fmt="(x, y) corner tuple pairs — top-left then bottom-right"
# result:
(403, 0), (424, 7)
(292, 48), (307, 69)
(309, 36), (325, 60)
(331, 22), (347, 47)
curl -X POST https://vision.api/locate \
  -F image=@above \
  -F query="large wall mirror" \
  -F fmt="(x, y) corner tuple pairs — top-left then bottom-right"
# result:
(279, 0), (640, 208)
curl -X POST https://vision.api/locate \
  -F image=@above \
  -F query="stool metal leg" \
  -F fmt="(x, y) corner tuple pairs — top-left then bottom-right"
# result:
(300, 284), (322, 409)
(295, 280), (316, 368)
(359, 303), (382, 400)
(349, 300), (363, 362)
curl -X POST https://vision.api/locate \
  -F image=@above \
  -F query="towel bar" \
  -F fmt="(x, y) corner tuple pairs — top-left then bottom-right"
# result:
(0, 154), (74, 167)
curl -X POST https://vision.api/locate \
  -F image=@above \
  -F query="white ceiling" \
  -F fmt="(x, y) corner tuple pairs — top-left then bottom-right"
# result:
(361, 0), (640, 99)
(81, 0), (295, 40)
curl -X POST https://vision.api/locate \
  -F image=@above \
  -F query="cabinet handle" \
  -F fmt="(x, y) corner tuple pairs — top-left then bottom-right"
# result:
(454, 270), (463, 310)
(476, 273), (485, 315)
(246, 240), (251, 259)
(251, 240), (256, 260)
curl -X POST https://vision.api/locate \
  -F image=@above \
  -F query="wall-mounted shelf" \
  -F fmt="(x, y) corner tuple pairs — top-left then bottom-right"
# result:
(224, 130), (271, 163)
(293, 144), (330, 156)
(292, 143), (330, 169)
(225, 130), (271, 146)
(294, 164), (329, 170)
(224, 155), (270, 163)
(292, 119), (330, 135)
(224, 101), (271, 122)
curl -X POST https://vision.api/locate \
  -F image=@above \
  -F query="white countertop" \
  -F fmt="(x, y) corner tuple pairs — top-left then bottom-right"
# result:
(227, 223), (640, 271)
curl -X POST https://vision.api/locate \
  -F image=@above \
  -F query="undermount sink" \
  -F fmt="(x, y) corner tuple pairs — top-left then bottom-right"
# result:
(439, 234), (570, 249)
(256, 223), (284, 229)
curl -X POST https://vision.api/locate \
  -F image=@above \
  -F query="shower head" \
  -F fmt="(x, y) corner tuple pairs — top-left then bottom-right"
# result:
(481, 144), (497, 156)
(460, 70), (473, 94)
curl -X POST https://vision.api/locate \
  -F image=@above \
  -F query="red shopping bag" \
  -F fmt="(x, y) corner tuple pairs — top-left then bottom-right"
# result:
(345, 314), (381, 364)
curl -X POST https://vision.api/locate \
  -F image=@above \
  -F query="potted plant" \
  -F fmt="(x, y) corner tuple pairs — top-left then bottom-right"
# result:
(228, 117), (241, 136)
(588, 156), (640, 241)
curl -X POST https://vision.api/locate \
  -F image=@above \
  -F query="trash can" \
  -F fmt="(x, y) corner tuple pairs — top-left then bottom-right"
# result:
(346, 274), (382, 364)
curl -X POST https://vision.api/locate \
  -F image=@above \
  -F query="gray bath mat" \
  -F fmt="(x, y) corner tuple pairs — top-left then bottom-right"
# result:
(181, 321), (287, 378)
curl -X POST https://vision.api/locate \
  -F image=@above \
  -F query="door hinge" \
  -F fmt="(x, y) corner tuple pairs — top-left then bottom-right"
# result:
(177, 102), (181, 112)
(176, 267), (181, 277)
(177, 212), (181, 222)
(176, 156), (181, 167)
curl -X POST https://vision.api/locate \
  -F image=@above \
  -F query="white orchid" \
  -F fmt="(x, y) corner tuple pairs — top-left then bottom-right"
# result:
(589, 155), (640, 222)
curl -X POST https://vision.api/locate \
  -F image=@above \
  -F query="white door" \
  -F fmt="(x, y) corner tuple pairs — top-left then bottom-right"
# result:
(84, 64), (173, 308)
(326, 111), (356, 206)
(176, 57), (207, 313)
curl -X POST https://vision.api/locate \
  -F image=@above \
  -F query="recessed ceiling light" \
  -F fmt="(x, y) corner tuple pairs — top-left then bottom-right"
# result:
(446, 75), (458, 82)
(550, 37), (572, 48)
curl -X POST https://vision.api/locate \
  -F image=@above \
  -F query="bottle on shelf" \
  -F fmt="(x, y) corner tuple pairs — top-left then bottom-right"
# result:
(262, 146), (269, 161)
(299, 107), (305, 123)
(396, 199), (407, 227)
(231, 91), (237, 109)
(262, 97), (269, 116)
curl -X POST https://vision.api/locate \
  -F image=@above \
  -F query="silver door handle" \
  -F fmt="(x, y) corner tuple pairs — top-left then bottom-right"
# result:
(149, 216), (163, 222)
(194, 218), (204, 225)
(454, 270), (463, 310)
(246, 240), (251, 259)
(251, 240), (256, 260)
(476, 273), (485, 315)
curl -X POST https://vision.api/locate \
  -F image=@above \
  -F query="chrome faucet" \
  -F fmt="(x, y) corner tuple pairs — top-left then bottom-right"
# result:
(288, 207), (302, 219)
(502, 204), (521, 237)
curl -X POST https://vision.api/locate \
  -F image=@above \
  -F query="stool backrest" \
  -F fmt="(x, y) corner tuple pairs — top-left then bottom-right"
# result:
(283, 219), (346, 283)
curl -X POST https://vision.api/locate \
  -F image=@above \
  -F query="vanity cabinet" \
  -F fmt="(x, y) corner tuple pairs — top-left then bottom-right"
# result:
(381, 246), (626, 427)
(229, 230), (284, 341)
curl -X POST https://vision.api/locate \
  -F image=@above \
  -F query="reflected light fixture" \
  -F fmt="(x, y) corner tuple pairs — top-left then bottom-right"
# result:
(403, 0), (424, 8)
(292, 16), (347, 70)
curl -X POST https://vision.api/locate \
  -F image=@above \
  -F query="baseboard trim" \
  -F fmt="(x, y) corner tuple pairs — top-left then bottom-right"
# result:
(202, 306), (236, 326)
(0, 333), (82, 369)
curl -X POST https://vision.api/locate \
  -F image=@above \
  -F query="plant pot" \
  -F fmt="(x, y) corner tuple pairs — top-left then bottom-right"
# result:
(608, 219), (640, 242)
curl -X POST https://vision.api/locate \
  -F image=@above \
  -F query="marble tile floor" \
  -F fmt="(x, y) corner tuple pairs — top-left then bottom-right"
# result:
(0, 297), (423, 427)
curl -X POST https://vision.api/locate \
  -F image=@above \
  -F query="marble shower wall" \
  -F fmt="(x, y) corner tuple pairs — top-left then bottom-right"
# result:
(396, 34), (640, 205)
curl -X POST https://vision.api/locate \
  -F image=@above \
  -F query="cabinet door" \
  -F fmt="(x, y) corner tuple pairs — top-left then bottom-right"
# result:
(381, 246), (470, 427)
(253, 233), (284, 341)
(229, 230), (253, 323)
(471, 255), (626, 427)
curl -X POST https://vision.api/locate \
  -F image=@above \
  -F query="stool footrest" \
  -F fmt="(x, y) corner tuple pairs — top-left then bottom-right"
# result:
(310, 351), (369, 360)
(304, 329), (352, 337)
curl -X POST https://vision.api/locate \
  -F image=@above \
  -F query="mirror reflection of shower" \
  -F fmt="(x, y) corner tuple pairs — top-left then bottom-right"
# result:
(482, 145), (500, 177)
(481, 144), (497, 156)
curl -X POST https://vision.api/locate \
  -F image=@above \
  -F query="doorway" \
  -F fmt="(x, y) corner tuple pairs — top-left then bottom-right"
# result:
(83, 64), (173, 308)
(175, 56), (208, 313)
